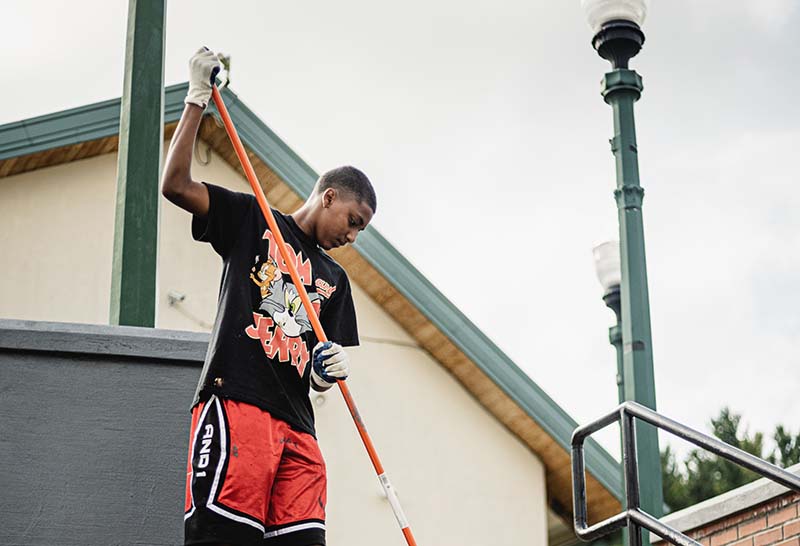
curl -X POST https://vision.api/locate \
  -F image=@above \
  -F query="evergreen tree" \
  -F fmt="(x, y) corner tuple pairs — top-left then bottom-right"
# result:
(769, 425), (800, 467)
(660, 408), (797, 513)
(661, 445), (688, 512)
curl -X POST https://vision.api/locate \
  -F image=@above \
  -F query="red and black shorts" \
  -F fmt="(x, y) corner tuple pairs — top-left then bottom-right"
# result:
(184, 396), (327, 546)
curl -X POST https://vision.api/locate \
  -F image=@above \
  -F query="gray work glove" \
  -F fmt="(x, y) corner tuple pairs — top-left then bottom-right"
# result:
(185, 47), (221, 109)
(311, 341), (350, 391)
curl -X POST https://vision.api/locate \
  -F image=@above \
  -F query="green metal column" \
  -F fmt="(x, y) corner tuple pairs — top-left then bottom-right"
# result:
(110, 0), (166, 327)
(604, 292), (625, 405)
(605, 289), (629, 546)
(602, 68), (664, 521)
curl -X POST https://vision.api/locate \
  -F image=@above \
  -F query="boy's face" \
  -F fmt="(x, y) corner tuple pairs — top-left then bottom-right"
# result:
(315, 188), (374, 250)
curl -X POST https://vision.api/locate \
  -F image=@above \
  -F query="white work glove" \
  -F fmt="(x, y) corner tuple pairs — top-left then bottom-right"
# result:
(185, 47), (221, 109)
(311, 341), (350, 391)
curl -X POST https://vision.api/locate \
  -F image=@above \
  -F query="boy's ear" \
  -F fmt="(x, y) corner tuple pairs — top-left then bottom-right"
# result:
(322, 187), (336, 208)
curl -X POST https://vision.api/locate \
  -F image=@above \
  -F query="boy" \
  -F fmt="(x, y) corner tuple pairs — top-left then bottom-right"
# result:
(162, 47), (376, 546)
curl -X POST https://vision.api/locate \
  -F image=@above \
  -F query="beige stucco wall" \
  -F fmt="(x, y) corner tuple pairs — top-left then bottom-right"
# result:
(317, 298), (548, 544)
(0, 148), (548, 545)
(0, 154), (118, 324)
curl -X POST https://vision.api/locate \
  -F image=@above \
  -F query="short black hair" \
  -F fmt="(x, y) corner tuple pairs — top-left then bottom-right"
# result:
(317, 166), (377, 213)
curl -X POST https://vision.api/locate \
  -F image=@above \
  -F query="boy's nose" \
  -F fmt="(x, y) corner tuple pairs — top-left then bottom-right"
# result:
(346, 230), (357, 243)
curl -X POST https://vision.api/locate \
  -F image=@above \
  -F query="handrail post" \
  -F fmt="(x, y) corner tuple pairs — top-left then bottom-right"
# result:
(621, 407), (642, 546)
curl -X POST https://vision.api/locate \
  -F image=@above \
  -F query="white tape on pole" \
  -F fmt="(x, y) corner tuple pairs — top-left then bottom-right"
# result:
(378, 473), (409, 529)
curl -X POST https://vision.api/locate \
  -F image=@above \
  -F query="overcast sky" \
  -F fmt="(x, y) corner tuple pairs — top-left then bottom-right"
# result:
(4, 1), (799, 461)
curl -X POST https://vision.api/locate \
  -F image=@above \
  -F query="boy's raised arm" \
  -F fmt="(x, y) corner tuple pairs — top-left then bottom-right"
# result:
(161, 48), (222, 218)
(161, 104), (209, 217)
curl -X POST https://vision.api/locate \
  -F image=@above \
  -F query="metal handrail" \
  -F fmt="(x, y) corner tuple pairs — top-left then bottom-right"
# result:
(571, 401), (800, 546)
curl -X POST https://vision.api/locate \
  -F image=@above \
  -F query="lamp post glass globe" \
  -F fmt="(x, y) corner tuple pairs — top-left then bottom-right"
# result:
(581, 0), (649, 33)
(593, 240), (621, 294)
(582, 0), (649, 67)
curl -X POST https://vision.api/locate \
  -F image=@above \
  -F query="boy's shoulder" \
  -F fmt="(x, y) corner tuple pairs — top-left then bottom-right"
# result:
(307, 238), (348, 281)
(274, 211), (348, 278)
(318, 250), (349, 283)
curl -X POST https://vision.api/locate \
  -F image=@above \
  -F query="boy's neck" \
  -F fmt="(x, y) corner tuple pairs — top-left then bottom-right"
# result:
(290, 203), (317, 242)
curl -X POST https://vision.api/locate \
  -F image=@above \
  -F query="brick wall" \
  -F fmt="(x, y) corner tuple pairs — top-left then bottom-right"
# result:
(656, 492), (800, 546)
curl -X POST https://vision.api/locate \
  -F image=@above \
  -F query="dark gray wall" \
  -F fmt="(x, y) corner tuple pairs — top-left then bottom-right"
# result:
(0, 320), (208, 546)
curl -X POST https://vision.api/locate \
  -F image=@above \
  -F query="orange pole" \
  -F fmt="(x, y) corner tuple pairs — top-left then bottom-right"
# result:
(210, 85), (417, 546)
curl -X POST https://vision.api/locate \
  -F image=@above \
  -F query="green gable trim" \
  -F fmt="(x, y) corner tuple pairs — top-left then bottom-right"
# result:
(0, 85), (622, 501)
(205, 88), (319, 195)
(0, 85), (187, 161)
(358, 229), (622, 496)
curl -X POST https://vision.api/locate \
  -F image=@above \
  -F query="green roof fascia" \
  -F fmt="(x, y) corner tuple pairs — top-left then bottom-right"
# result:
(0, 84), (622, 501)
(0, 85), (187, 161)
(357, 228), (624, 491)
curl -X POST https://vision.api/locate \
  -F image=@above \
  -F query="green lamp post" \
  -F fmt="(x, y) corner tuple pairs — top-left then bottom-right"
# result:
(582, 0), (664, 542)
(593, 240), (624, 406)
(593, 239), (628, 546)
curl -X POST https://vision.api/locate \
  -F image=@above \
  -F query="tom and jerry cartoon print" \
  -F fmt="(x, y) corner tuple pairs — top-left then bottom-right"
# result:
(245, 229), (336, 377)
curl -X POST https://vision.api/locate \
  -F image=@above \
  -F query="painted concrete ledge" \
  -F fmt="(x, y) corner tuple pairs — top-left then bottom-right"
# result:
(650, 462), (800, 541)
(0, 318), (208, 362)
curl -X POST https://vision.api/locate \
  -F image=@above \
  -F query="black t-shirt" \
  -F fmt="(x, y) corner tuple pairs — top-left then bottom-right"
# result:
(191, 182), (359, 436)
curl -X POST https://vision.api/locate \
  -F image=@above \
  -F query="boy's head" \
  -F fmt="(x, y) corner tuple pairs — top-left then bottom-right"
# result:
(309, 166), (376, 251)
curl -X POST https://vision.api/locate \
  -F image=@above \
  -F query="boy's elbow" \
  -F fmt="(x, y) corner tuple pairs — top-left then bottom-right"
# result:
(160, 177), (209, 217)
(161, 171), (187, 201)
(161, 181), (178, 200)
